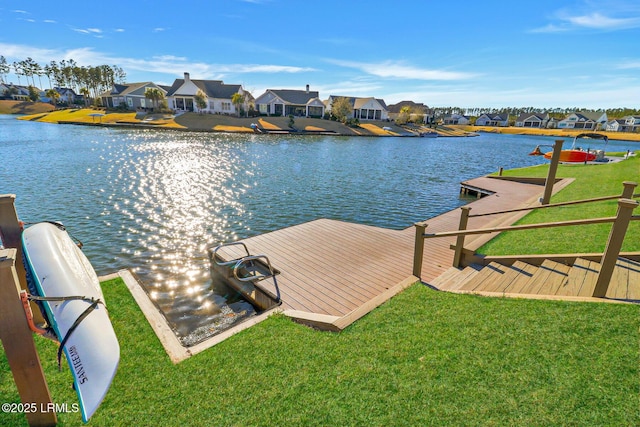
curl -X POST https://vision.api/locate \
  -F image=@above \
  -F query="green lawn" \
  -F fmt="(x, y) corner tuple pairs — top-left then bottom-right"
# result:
(480, 155), (639, 255)
(1, 157), (639, 427)
(1, 279), (638, 427)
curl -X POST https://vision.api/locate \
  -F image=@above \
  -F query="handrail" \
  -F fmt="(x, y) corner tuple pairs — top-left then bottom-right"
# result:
(413, 195), (639, 299)
(233, 255), (281, 302)
(210, 242), (251, 266)
(423, 215), (639, 239)
(469, 192), (639, 218)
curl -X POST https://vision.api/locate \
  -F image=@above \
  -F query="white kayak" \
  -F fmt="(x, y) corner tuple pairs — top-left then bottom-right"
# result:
(22, 222), (119, 423)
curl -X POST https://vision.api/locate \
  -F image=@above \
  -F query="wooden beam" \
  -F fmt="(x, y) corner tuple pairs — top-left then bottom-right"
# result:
(0, 249), (57, 427)
(541, 140), (563, 205)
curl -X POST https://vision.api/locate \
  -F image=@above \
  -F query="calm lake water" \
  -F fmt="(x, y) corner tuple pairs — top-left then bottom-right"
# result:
(2, 115), (636, 344)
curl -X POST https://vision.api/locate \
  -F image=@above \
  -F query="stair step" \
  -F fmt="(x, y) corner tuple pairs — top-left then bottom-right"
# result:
(477, 261), (534, 292)
(446, 266), (483, 290)
(429, 267), (464, 289)
(518, 260), (571, 295)
(607, 257), (640, 300)
(459, 262), (508, 291)
(502, 261), (539, 293)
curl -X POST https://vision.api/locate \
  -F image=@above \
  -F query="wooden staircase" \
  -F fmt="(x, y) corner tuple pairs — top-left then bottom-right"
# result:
(430, 257), (640, 302)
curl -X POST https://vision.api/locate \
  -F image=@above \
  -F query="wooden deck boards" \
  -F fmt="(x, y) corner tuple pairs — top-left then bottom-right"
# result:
(215, 176), (552, 329)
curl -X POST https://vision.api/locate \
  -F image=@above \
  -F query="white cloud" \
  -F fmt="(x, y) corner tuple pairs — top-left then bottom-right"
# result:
(327, 59), (477, 81)
(567, 12), (640, 29)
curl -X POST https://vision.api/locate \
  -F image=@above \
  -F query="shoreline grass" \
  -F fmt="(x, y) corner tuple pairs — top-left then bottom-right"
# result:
(481, 155), (639, 255)
(2, 280), (637, 427)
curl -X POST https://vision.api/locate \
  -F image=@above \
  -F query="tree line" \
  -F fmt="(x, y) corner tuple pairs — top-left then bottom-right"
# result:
(0, 55), (126, 103)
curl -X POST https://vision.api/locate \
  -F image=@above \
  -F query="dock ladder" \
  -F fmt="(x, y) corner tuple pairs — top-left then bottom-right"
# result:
(210, 242), (281, 303)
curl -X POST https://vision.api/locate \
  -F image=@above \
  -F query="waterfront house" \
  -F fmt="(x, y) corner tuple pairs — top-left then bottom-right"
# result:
(442, 113), (470, 125)
(0, 83), (30, 101)
(166, 73), (253, 114)
(622, 115), (640, 132)
(40, 87), (78, 105)
(514, 112), (550, 128)
(255, 86), (325, 117)
(475, 112), (509, 127)
(606, 119), (625, 132)
(386, 100), (434, 124)
(101, 82), (167, 110)
(558, 111), (608, 130)
(326, 96), (389, 121)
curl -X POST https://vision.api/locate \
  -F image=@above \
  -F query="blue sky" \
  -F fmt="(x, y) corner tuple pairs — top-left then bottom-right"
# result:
(1, 0), (639, 109)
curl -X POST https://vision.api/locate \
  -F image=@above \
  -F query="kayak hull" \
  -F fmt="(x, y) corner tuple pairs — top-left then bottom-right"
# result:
(22, 222), (119, 422)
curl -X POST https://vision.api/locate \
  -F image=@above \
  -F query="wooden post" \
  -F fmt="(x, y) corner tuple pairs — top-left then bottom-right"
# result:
(498, 167), (503, 176)
(541, 140), (563, 205)
(412, 222), (428, 279)
(593, 198), (639, 298)
(621, 181), (637, 199)
(0, 195), (45, 325)
(0, 249), (57, 427)
(452, 207), (471, 268)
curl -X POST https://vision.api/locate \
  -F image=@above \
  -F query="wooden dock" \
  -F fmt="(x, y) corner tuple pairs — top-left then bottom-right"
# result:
(214, 176), (559, 331)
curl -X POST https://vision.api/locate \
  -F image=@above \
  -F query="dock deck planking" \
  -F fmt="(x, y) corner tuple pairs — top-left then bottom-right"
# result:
(215, 176), (552, 329)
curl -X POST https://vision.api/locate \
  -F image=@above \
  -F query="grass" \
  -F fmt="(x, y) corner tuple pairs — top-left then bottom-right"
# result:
(1, 280), (638, 426)
(480, 155), (640, 255)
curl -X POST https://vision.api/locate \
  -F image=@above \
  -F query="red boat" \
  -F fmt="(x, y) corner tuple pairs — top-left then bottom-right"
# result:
(530, 133), (608, 163)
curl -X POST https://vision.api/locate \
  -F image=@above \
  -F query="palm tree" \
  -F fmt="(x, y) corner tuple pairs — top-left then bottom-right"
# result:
(231, 92), (245, 117)
(45, 88), (60, 107)
(80, 87), (90, 107)
(145, 87), (165, 112)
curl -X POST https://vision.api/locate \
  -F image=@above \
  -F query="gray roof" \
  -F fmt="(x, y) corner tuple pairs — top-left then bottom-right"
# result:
(268, 89), (320, 105)
(167, 79), (242, 99)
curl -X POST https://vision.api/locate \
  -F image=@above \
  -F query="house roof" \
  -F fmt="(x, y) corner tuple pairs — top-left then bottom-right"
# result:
(516, 112), (548, 122)
(328, 95), (388, 110)
(267, 89), (320, 105)
(571, 111), (605, 122)
(386, 100), (428, 113)
(166, 79), (242, 99)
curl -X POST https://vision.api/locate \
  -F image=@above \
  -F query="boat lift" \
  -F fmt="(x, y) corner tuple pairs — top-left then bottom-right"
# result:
(209, 242), (281, 310)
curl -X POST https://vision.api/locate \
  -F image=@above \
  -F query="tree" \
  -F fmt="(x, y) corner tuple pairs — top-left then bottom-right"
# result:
(27, 85), (39, 102)
(80, 87), (90, 107)
(194, 90), (207, 113)
(231, 92), (245, 117)
(396, 106), (411, 125)
(46, 88), (60, 106)
(330, 97), (353, 123)
(0, 56), (9, 83)
(145, 87), (165, 112)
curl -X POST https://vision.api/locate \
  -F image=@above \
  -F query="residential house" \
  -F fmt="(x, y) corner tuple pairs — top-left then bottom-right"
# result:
(606, 119), (625, 132)
(326, 95), (389, 121)
(621, 115), (640, 132)
(442, 113), (470, 125)
(166, 73), (253, 114)
(101, 82), (167, 110)
(475, 112), (509, 127)
(0, 83), (31, 101)
(386, 100), (428, 122)
(514, 112), (550, 128)
(557, 111), (608, 130)
(255, 86), (325, 117)
(40, 87), (79, 105)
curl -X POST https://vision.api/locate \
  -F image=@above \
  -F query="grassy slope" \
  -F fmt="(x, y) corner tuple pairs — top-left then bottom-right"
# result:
(1, 279), (637, 427)
(480, 155), (640, 255)
(0, 100), (54, 115)
(466, 124), (640, 142)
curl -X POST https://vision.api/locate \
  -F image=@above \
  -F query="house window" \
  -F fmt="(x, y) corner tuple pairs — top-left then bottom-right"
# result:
(222, 102), (231, 111)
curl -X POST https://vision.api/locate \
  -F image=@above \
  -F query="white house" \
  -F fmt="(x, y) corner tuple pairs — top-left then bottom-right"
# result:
(475, 113), (509, 127)
(558, 111), (608, 130)
(166, 72), (253, 114)
(326, 95), (389, 121)
(515, 112), (550, 128)
(255, 86), (325, 117)
(442, 113), (470, 125)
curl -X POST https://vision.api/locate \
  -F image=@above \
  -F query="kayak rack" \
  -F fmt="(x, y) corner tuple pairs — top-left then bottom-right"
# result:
(209, 242), (281, 304)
